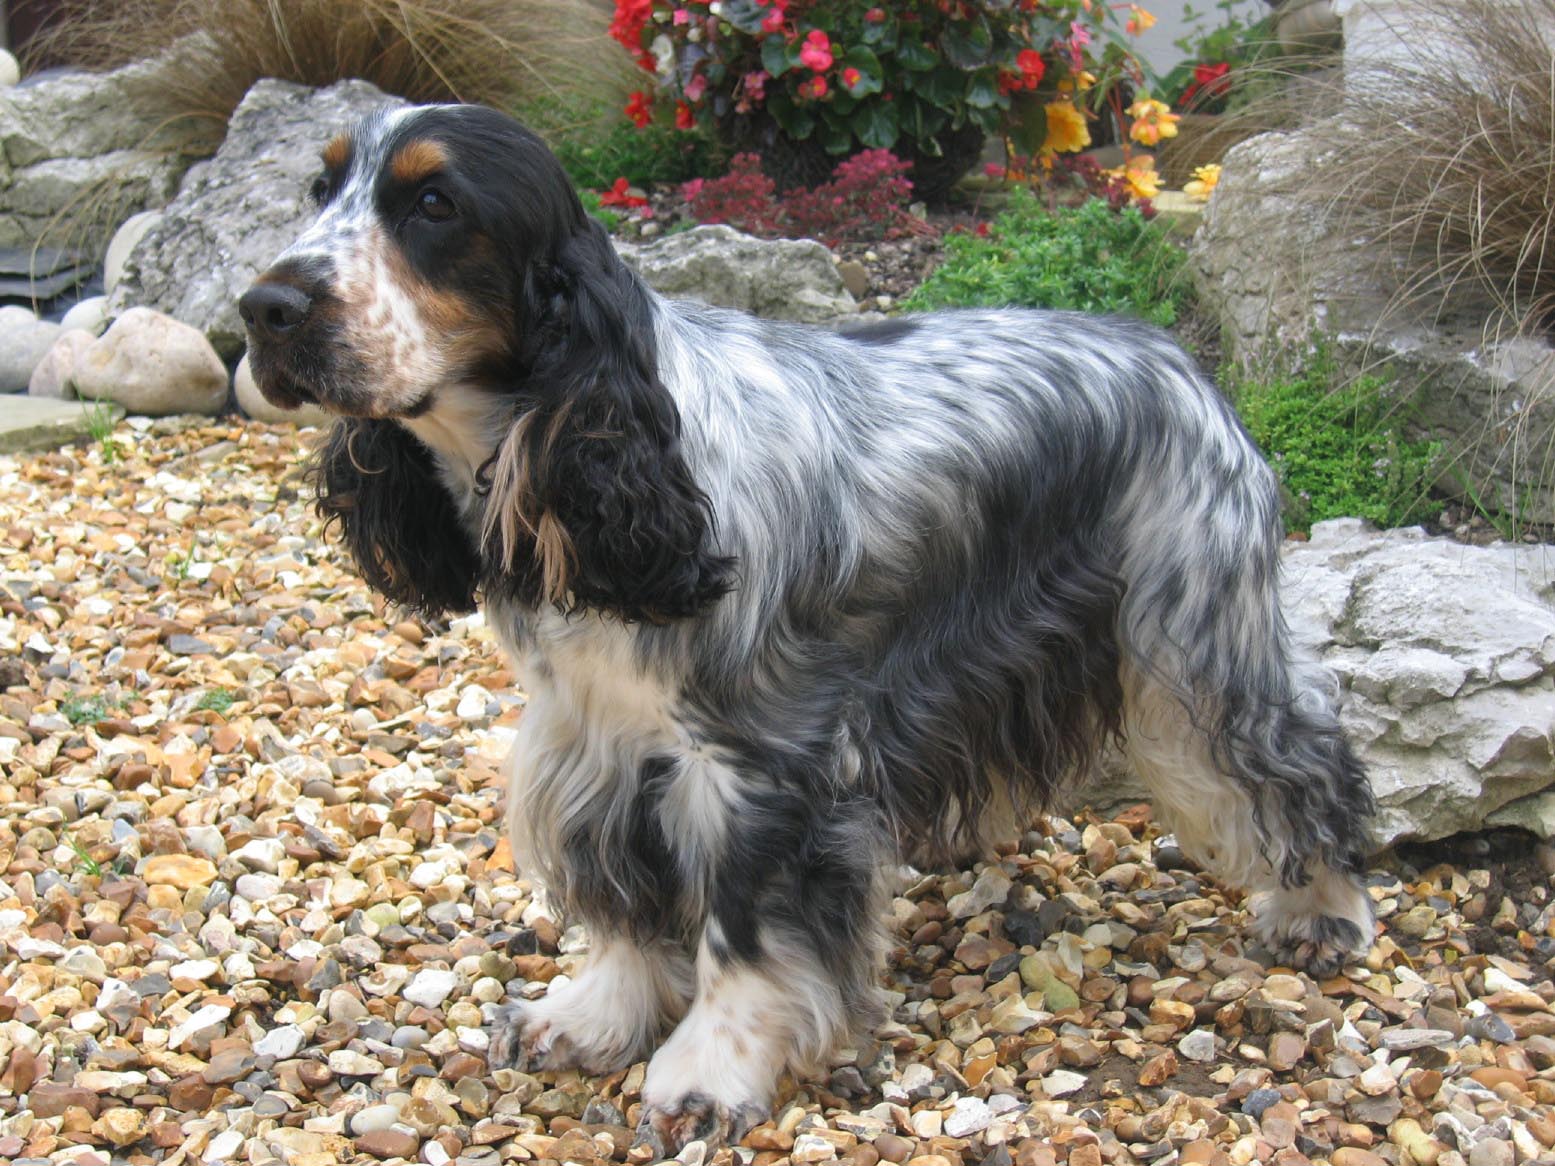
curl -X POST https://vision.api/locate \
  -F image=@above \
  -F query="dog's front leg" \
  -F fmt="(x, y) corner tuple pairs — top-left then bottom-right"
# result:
(635, 791), (888, 1154)
(489, 934), (693, 1074)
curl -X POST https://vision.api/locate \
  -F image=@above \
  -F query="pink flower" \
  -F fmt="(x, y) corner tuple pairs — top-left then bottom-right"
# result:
(672, 7), (689, 24)
(761, 2), (786, 33)
(799, 29), (833, 72)
(744, 69), (769, 100)
(842, 66), (862, 89)
(675, 101), (696, 130)
(865, 6), (886, 20)
(684, 72), (708, 102)
(798, 74), (829, 100)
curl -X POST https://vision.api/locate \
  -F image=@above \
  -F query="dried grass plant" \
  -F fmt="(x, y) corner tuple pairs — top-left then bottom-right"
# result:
(24, 0), (629, 142)
(1275, 0), (1555, 337)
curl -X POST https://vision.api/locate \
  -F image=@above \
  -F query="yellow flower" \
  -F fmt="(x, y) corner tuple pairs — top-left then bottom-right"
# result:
(1125, 5), (1156, 34)
(1184, 163), (1222, 201)
(1043, 101), (1091, 154)
(1127, 98), (1180, 147)
(1107, 156), (1160, 201)
(1056, 71), (1097, 95)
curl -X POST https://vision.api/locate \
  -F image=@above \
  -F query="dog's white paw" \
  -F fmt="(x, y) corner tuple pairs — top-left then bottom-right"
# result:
(1250, 867), (1375, 978)
(635, 1093), (768, 1156)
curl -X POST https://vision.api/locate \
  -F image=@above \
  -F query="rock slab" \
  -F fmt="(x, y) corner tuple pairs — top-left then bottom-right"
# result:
(615, 225), (857, 324)
(0, 395), (125, 454)
(1076, 519), (1555, 846)
(108, 79), (404, 358)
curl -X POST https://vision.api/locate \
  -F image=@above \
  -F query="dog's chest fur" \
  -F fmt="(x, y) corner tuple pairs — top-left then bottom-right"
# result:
(488, 597), (740, 927)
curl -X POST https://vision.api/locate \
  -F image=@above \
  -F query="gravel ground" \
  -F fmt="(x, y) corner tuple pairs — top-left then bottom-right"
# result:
(3, 419), (1555, 1166)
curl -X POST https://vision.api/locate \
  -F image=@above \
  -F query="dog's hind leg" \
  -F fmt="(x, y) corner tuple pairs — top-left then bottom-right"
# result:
(1116, 454), (1375, 976)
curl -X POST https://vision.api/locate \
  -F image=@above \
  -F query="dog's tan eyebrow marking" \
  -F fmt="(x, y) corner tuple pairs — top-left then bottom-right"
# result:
(321, 133), (352, 172)
(390, 138), (448, 185)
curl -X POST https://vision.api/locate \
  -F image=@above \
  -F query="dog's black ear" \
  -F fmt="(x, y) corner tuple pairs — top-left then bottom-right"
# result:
(483, 219), (733, 623)
(312, 418), (481, 619)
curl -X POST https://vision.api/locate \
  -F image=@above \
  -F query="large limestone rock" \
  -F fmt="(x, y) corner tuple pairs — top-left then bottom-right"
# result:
(1075, 520), (1555, 848)
(0, 54), (207, 252)
(28, 329), (94, 400)
(108, 79), (404, 359)
(615, 225), (857, 324)
(73, 307), (229, 416)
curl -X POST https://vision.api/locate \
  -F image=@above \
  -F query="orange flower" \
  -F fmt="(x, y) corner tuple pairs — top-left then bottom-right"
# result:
(1184, 163), (1221, 201)
(1107, 156), (1160, 200)
(1127, 97), (1179, 147)
(1125, 5), (1156, 34)
(1043, 100), (1091, 154)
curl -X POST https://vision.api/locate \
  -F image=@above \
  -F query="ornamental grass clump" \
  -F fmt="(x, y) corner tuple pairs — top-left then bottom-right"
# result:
(1300, 0), (1555, 336)
(26, 0), (626, 145)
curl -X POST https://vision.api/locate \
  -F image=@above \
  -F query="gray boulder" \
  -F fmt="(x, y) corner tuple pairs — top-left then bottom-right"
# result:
(0, 53), (207, 252)
(0, 306), (64, 392)
(1074, 520), (1555, 848)
(73, 307), (229, 416)
(108, 79), (404, 358)
(615, 225), (857, 324)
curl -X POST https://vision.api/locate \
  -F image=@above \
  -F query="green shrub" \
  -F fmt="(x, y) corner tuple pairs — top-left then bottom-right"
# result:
(1230, 346), (1441, 533)
(903, 192), (1187, 326)
(60, 695), (109, 726)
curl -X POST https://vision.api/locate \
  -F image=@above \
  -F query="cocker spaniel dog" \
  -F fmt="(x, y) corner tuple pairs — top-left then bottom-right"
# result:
(240, 104), (1376, 1152)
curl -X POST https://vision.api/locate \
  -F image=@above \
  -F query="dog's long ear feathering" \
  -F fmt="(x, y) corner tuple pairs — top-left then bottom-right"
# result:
(312, 418), (482, 619)
(482, 217), (735, 623)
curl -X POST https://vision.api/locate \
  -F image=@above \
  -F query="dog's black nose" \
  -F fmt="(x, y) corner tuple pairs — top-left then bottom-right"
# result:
(239, 282), (313, 339)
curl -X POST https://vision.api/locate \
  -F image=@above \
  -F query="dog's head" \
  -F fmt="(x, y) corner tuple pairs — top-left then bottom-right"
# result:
(240, 104), (732, 624)
(240, 104), (580, 418)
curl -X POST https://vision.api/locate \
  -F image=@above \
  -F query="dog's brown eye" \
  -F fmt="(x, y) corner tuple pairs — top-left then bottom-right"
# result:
(417, 188), (456, 221)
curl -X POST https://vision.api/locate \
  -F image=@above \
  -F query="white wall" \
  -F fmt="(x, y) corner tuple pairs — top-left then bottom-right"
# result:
(1126, 0), (1270, 77)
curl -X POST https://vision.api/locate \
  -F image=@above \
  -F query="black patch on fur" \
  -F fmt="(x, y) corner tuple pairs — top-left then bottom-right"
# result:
(486, 217), (736, 623)
(839, 317), (922, 346)
(311, 418), (481, 618)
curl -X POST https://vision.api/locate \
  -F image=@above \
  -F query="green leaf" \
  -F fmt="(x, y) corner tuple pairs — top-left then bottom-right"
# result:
(761, 34), (796, 78)
(851, 101), (900, 149)
(895, 39), (938, 71)
(766, 90), (815, 139)
(940, 14), (993, 69)
(819, 119), (854, 154)
(965, 70), (1001, 109)
(861, 17), (898, 51)
(910, 66), (967, 107)
(842, 46), (884, 96)
(1007, 91), (1048, 156)
(720, 0), (772, 35)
